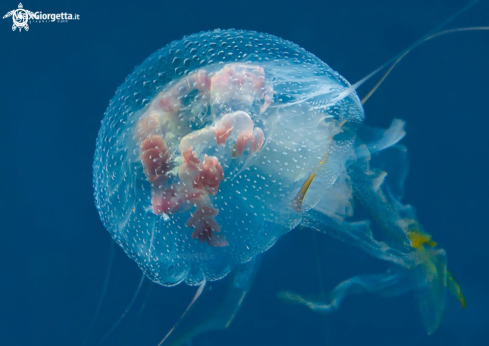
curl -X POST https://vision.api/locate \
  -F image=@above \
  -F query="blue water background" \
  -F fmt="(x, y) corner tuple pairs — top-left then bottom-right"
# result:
(1, 0), (488, 345)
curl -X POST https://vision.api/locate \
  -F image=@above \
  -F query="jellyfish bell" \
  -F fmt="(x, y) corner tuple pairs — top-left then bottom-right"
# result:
(93, 28), (365, 288)
(93, 2), (486, 342)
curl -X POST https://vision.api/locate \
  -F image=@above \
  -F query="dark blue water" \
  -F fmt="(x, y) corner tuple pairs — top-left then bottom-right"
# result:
(1, 0), (488, 345)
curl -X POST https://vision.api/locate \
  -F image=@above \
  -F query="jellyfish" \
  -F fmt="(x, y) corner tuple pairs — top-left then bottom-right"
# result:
(93, 9), (486, 343)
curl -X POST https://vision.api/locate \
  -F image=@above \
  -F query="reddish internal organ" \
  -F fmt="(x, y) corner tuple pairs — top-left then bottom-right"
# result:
(138, 135), (171, 184)
(210, 64), (272, 113)
(193, 155), (224, 196)
(157, 70), (211, 114)
(135, 63), (271, 247)
(214, 111), (264, 155)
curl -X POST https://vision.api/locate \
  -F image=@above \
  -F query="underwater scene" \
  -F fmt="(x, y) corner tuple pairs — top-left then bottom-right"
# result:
(1, 0), (488, 345)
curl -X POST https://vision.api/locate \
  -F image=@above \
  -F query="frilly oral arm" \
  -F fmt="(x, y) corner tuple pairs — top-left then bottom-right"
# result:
(156, 69), (211, 114)
(213, 111), (265, 155)
(210, 64), (273, 114)
(138, 135), (171, 184)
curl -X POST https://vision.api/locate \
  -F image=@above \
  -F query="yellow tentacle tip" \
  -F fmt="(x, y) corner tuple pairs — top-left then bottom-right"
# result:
(408, 230), (436, 248)
(448, 273), (466, 308)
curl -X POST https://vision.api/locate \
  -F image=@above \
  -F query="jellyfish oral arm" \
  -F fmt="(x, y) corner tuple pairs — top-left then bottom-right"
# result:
(156, 70), (211, 114)
(157, 149), (227, 247)
(279, 267), (414, 314)
(180, 127), (216, 153)
(138, 135), (171, 184)
(210, 63), (273, 114)
(297, 119), (466, 334)
(213, 110), (264, 155)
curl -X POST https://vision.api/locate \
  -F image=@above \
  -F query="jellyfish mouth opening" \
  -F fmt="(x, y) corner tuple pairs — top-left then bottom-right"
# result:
(135, 63), (272, 247)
